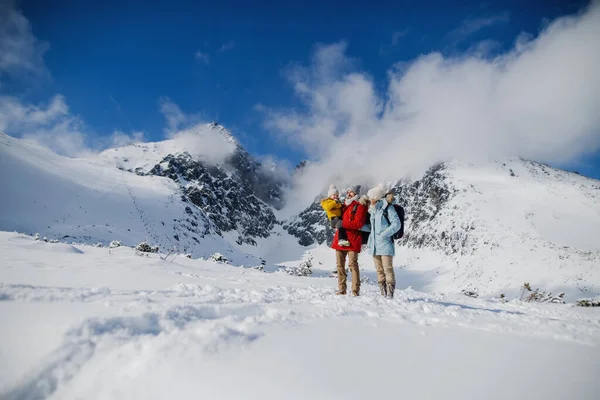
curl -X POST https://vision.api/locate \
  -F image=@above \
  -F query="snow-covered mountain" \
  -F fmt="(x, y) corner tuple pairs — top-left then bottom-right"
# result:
(286, 160), (600, 297)
(1, 127), (599, 297)
(96, 123), (285, 246)
(0, 128), (272, 264)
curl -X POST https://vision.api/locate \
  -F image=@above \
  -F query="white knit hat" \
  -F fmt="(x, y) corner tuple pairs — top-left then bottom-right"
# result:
(367, 184), (386, 201)
(327, 184), (339, 197)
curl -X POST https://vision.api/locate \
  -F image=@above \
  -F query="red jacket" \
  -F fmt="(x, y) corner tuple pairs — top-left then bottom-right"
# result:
(331, 200), (368, 252)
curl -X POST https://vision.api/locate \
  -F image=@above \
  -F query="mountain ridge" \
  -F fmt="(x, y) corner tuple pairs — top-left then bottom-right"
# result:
(1, 129), (599, 296)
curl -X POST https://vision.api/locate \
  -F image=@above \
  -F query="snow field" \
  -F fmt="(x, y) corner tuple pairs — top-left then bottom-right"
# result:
(1, 232), (599, 399)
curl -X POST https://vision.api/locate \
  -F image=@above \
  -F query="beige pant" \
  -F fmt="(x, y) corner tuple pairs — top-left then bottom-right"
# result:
(373, 255), (395, 286)
(336, 250), (360, 294)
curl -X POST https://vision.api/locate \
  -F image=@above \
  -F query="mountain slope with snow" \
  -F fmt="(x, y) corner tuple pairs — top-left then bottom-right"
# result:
(96, 123), (286, 245)
(0, 132), (259, 263)
(1, 128), (599, 298)
(287, 160), (600, 297)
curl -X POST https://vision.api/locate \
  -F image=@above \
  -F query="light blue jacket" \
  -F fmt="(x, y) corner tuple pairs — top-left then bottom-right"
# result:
(364, 199), (401, 256)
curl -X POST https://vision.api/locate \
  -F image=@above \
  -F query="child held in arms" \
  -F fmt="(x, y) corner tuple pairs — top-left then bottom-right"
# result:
(320, 185), (350, 246)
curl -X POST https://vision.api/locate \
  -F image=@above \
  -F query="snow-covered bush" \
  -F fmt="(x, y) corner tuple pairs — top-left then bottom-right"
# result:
(527, 290), (565, 303)
(49, 239), (59, 244)
(136, 241), (158, 253)
(576, 297), (600, 307)
(109, 240), (122, 248)
(184, 253), (192, 259)
(33, 233), (40, 241)
(95, 242), (103, 248)
(43, 236), (48, 242)
(252, 265), (264, 271)
(521, 283), (564, 303)
(282, 258), (313, 277)
(208, 253), (229, 263)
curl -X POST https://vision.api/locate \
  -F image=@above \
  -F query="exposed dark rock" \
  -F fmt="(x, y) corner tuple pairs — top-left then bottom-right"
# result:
(147, 150), (278, 246)
(283, 163), (468, 256)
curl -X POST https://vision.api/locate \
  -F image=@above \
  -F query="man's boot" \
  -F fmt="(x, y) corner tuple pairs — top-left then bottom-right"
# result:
(379, 281), (387, 297)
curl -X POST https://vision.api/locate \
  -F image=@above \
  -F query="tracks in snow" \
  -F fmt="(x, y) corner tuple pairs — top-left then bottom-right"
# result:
(1, 278), (599, 399)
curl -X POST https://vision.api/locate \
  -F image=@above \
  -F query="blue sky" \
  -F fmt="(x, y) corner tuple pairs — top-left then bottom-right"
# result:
(3, 0), (600, 179)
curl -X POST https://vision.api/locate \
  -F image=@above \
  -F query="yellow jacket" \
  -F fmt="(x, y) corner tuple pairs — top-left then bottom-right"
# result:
(321, 198), (343, 220)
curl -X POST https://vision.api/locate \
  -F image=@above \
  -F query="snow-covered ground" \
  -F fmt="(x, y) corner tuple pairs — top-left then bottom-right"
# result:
(1, 232), (598, 399)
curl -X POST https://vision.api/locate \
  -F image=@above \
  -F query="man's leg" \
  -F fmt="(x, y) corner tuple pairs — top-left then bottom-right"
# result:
(335, 250), (348, 294)
(382, 255), (395, 298)
(372, 255), (387, 296)
(348, 251), (360, 296)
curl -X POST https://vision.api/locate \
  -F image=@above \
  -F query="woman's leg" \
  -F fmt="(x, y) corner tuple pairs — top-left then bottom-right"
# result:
(381, 255), (395, 297)
(372, 255), (387, 296)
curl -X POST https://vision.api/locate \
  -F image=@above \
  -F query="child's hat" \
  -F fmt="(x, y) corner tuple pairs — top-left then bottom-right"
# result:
(327, 184), (339, 197)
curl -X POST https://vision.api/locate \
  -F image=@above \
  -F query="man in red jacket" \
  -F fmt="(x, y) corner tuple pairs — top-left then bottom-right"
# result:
(331, 185), (368, 296)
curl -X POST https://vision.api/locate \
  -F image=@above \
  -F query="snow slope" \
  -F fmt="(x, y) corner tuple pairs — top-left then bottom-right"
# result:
(0, 132), (256, 263)
(0, 232), (599, 399)
(397, 160), (600, 297)
(287, 160), (600, 298)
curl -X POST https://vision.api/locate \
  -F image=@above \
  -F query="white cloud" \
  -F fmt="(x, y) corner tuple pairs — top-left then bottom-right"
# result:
(159, 97), (188, 132)
(262, 2), (600, 212)
(194, 51), (210, 64)
(158, 97), (209, 133)
(256, 154), (293, 182)
(0, 1), (49, 81)
(108, 130), (145, 148)
(448, 12), (510, 44)
(166, 124), (237, 165)
(0, 94), (92, 156)
(218, 40), (236, 53)
(158, 98), (237, 164)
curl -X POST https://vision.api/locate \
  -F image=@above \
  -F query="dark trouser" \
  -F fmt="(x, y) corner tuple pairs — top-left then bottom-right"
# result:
(330, 217), (348, 242)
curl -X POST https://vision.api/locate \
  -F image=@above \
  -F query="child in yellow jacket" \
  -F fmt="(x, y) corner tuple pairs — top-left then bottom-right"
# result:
(321, 185), (350, 246)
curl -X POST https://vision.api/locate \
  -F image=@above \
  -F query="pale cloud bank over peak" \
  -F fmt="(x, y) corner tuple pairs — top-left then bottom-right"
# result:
(0, 0), (49, 80)
(0, 94), (89, 156)
(158, 97), (237, 165)
(263, 2), (600, 211)
(0, 93), (145, 157)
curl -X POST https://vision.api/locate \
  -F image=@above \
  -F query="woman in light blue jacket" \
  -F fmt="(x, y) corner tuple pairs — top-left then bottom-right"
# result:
(365, 185), (401, 298)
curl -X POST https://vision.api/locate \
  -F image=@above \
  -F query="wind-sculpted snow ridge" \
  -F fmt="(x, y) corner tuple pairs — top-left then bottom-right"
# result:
(0, 232), (599, 399)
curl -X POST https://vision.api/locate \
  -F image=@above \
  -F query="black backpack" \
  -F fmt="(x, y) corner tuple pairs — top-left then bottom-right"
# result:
(383, 204), (405, 240)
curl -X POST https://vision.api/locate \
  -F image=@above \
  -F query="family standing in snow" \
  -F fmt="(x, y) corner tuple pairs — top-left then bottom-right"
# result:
(321, 184), (402, 298)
